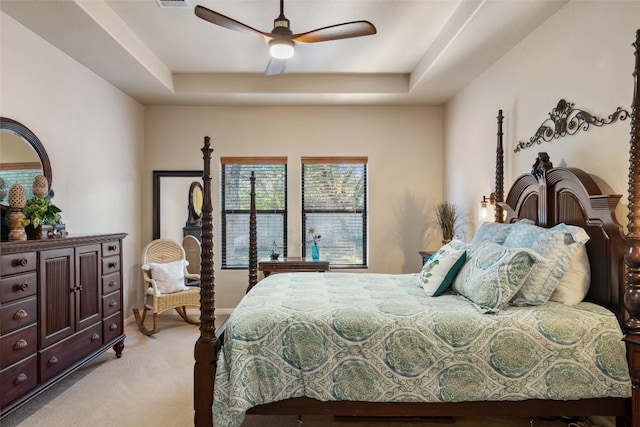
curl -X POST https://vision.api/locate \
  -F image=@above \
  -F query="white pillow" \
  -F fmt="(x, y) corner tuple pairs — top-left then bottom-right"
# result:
(417, 240), (467, 297)
(142, 260), (188, 294)
(549, 245), (591, 305)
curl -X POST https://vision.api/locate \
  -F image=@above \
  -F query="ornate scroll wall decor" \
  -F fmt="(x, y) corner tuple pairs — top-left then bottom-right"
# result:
(514, 99), (630, 152)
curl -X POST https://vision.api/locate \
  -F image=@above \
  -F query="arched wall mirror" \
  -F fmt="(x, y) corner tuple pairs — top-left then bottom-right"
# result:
(152, 170), (203, 242)
(0, 117), (53, 202)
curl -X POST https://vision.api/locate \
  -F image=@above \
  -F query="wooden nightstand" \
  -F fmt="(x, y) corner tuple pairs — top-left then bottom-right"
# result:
(259, 257), (330, 277)
(419, 251), (435, 265)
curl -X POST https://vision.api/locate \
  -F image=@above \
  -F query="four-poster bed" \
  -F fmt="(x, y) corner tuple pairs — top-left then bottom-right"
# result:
(193, 29), (640, 427)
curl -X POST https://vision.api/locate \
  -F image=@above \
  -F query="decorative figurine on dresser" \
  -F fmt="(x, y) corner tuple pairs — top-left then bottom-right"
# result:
(0, 116), (127, 418)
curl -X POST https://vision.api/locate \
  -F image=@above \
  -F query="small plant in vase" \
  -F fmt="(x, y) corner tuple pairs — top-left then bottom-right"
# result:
(308, 227), (321, 261)
(270, 240), (281, 260)
(20, 197), (63, 239)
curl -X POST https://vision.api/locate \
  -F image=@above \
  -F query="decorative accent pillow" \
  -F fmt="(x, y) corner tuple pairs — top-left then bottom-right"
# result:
(470, 219), (535, 250)
(142, 260), (188, 294)
(549, 245), (591, 305)
(417, 240), (467, 297)
(451, 241), (538, 313)
(503, 222), (589, 306)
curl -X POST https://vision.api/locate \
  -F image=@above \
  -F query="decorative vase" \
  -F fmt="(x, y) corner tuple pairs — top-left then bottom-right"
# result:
(311, 242), (320, 261)
(7, 184), (27, 241)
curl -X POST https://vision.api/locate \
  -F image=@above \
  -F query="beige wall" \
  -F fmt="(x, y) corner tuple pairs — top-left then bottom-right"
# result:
(145, 105), (444, 311)
(0, 12), (145, 317)
(444, 0), (639, 236)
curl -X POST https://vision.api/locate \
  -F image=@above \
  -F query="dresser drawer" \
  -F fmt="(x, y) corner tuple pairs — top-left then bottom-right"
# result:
(1, 272), (37, 304)
(1, 297), (37, 335)
(103, 312), (123, 344)
(102, 241), (121, 257)
(102, 272), (121, 294)
(0, 354), (37, 407)
(102, 255), (120, 275)
(1, 252), (37, 276)
(39, 323), (103, 383)
(102, 291), (121, 318)
(1, 325), (37, 369)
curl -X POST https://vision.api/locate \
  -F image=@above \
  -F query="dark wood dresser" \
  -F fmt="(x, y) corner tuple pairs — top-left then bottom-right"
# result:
(0, 233), (126, 418)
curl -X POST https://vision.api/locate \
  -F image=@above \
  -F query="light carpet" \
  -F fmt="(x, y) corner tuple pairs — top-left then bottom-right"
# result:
(1, 312), (608, 427)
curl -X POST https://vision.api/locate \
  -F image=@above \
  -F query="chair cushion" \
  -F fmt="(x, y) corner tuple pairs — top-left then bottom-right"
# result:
(142, 260), (189, 294)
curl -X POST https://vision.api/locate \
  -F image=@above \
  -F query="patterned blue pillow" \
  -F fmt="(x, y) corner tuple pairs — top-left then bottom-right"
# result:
(503, 222), (589, 306)
(471, 219), (535, 248)
(417, 240), (467, 297)
(451, 241), (538, 313)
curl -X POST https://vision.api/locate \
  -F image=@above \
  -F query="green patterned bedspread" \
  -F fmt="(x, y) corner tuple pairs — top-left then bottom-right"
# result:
(213, 272), (631, 427)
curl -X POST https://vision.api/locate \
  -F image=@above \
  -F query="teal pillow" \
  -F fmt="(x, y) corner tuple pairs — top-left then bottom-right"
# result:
(451, 241), (538, 313)
(503, 222), (589, 306)
(417, 240), (467, 296)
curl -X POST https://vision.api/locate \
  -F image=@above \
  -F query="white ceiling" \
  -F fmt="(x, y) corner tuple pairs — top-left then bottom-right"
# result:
(0, 0), (567, 106)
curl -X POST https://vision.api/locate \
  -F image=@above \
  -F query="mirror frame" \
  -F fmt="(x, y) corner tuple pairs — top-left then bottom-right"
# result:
(188, 181), (204, 220)
(152, 170), (203, 240)
(0, 117), (53, 197)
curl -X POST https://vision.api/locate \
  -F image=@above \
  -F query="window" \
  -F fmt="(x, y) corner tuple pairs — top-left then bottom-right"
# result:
(221, 157), (287, 268)
(301, 157), (368, 267)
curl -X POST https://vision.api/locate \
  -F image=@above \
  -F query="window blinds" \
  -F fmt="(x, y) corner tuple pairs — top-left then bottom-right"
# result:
(221, 157), (287, 268)
(301, 157), (368, 267)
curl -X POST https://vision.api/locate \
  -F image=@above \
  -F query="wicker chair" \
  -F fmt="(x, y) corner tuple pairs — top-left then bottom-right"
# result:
(133, 239), (200, 336)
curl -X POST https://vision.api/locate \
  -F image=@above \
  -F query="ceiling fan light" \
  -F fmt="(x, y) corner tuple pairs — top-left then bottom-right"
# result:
(269, 40), (294, 59)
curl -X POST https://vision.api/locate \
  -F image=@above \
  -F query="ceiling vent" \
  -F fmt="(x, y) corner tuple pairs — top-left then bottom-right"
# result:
(155, 0), (190, 8)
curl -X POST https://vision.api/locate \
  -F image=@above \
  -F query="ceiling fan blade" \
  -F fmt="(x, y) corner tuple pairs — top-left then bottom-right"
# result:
(265, 58), (287, 76)
(292, 21), (376, 43)
(195, 5), (273, 43)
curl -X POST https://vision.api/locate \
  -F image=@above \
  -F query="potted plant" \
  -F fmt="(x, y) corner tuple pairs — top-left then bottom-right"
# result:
(21, 197), (63, 239)
(434, 201), (463, 244)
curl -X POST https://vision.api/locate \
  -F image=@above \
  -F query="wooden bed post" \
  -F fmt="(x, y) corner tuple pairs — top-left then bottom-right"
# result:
(495, 109), (504, 223)
(624, 28), (640, 427)
(194, 136), (216, 427)
(247, 171), (258, 293)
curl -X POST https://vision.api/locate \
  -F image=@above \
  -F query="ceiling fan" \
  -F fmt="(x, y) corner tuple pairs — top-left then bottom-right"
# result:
(194, 0), (377, 76)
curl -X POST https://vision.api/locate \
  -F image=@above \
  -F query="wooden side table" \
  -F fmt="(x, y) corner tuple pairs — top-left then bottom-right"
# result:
(259, 257), (330, 277)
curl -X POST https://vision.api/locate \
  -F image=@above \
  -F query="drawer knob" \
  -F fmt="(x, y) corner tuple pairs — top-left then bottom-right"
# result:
(110, 323), (118, 331)
(109, 300), (118, 307)
(14, 339), (28, 350)
(108, 245), (117, 251)
(17, 282), (30, 292)
(92, 333), (101, 341)
(108, 262), (118, 269)
(14, 373), (28, 385)
(12, 258), (28, 267)
(13, 309), (28, 320)
(48, 356), (59, 366)
(109, 280), (117, 287)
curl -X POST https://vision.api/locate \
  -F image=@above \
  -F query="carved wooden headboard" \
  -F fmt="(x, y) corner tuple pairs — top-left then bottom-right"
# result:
(500, 152), (626, 322)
